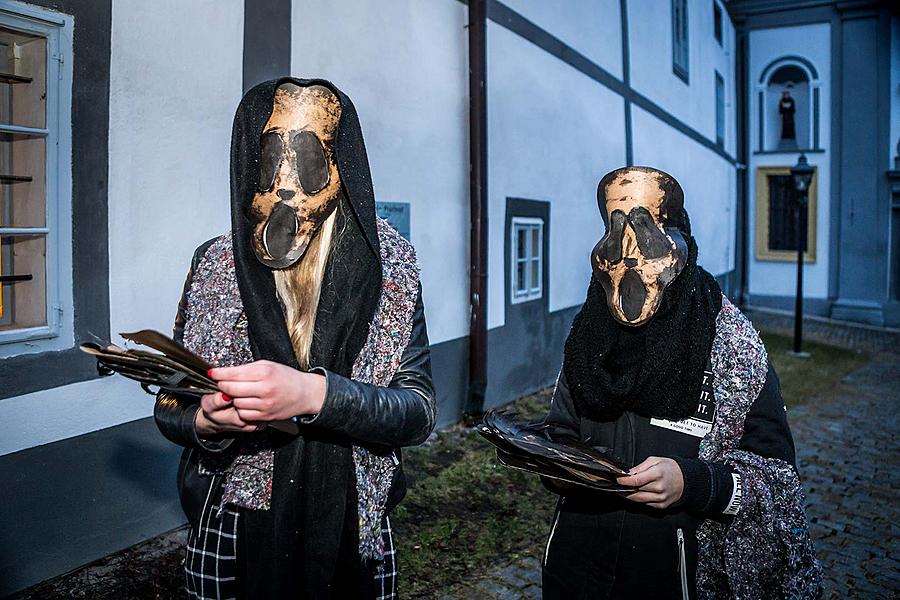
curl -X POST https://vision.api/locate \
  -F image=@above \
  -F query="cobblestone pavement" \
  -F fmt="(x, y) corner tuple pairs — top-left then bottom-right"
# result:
(442, 353), (900, 599)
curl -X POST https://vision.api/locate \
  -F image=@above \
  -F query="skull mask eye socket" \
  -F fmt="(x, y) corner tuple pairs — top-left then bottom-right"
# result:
(597, 209), (626, 264)
(292, 130), (330, 195)
(258, 131), (283, 192)
(628, 206), (674, 260)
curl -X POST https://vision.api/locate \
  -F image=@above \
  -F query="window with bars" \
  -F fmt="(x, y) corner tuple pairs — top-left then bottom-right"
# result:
(672, 0), (689, 83)
(0, 8), (67, 347)
(510, 217), (543, 303)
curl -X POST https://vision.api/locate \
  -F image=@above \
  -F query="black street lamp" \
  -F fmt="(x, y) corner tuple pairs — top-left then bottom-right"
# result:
(789, 153), (814, 356)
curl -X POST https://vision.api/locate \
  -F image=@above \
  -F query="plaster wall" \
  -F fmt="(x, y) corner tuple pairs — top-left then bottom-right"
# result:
(291, 0), (470, 346)
(631, 104), (737, 277)
(747, 22), (831, 299)
(628, 0), (737, 158)
(486, 21), (626, 329)
(500, 0), (623, 80)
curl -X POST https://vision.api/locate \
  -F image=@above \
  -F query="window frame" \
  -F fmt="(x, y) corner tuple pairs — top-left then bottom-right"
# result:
(672, 0), (689, 83)
(754, 166), (818, 263)
(0, 0), (110, 401)
(0, 3), (73, 356)
(713, 1), (723, 46)
(715, 70), (725, 147)
(510, 216), (544, 304)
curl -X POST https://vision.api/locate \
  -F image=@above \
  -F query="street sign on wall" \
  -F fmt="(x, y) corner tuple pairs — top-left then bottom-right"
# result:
(376, 201), (411, 241)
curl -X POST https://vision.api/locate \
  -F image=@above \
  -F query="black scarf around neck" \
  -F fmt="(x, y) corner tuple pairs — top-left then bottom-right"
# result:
(229, 77), (382, 598)
(562, 237), (723, 422)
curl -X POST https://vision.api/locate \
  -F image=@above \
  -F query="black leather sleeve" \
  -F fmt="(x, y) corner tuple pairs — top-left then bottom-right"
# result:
(302, 287), (436, 448)
(153, 239), (230, 452)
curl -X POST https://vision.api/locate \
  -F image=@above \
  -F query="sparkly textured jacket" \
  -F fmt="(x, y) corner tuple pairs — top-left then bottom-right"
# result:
(153, 227), (436, 539)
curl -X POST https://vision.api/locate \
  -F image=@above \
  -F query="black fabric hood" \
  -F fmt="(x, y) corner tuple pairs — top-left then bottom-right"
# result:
(229, 77), (382, 367)
(227, 78), (385, 597)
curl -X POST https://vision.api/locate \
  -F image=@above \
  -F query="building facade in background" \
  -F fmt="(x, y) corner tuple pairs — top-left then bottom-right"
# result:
(0, 0), (894, 594)
(733, 0), (899, 327)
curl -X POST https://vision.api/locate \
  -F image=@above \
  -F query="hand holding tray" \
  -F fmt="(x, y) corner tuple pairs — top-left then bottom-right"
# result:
(80, 330), (299, 435)
(478, 410), (634, 492)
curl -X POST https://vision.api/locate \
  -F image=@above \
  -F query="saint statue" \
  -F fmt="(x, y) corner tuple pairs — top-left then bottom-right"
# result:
(779, 89), (796, 141)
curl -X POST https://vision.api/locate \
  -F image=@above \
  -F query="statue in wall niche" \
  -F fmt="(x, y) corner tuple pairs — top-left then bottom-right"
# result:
(779, 87), (797, 146)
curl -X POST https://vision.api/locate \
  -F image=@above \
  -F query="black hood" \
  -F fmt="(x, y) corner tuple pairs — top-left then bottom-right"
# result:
(228, 77), (384, 598)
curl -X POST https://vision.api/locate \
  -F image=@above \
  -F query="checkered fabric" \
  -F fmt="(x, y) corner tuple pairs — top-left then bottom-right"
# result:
(184, 483), (398, 600)
(375, 516), (398, 600)
(184, 479), (238, 600)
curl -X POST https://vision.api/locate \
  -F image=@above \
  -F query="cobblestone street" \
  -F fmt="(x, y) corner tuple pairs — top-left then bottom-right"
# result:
(442, 350), (900, 599)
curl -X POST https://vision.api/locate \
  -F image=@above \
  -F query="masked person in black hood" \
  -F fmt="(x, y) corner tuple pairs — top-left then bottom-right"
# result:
(153, 78), (435, 599)
(541, 167), (821, 599)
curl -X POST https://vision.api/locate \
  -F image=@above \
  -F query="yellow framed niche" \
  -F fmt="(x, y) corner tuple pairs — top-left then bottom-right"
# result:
(754, 166), (817, 263)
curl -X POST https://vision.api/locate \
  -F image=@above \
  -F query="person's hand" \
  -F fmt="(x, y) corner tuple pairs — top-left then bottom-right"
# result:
(194, 392), (260, 435)
(209, 360), (326, 423)
(616, 456), (684, 509)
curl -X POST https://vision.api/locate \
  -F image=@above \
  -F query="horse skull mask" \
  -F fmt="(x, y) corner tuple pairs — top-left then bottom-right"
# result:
(250, 83), (342, 269)
(591, 167), (689, 327)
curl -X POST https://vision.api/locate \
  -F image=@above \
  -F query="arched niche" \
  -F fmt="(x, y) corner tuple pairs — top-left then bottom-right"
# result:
(756, 56), (821, 152)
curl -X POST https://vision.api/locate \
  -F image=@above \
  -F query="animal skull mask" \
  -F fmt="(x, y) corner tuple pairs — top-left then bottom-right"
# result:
(591, 167), (689, 327)
(250, 83), (342, 268)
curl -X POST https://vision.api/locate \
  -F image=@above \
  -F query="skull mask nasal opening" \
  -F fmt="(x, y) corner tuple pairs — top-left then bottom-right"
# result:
(250, 82), (343, 269)
(591, 167), (689, 327)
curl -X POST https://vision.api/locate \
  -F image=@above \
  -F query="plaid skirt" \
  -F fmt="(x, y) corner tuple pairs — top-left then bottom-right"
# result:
(184, 479), (398, 600)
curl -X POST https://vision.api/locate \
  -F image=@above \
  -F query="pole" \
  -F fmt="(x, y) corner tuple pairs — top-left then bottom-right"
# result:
(466, 0), (488, 421)
(793, 193), (806, 354)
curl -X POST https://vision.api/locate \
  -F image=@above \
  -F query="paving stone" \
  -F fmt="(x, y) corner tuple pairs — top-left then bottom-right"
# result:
(495, 564), (530, 588)
(475, 579), (519, 600)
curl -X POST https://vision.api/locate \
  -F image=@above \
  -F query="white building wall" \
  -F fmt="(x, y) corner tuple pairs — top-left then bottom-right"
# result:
(291, 0), (470, 346)
(747, 23), (831, 299)
(631, 105), (736, 277)
(501, 0), (623, 80)
(628, 0), (737, 158)
(486, 20), (627, 329)
(0, 0), (245, 456)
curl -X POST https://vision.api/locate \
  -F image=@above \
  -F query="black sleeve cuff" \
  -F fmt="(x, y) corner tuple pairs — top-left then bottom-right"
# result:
(154, 392), (233, 453)
(671, 457), (736, 515)
(671, 457), (713, 512)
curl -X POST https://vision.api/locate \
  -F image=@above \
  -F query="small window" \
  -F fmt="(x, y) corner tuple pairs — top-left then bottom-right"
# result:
(511, 217), (543, 303)
(713, 2), (723, 45)
(672, 0), (689, 83)
(0, 8), (67, 350)
(715, 71), (725, 147)
(754, 166), (817, 262)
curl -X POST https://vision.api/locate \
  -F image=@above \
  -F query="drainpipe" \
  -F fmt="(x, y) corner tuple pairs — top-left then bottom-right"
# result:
(466, 0), (488, 421)
(735, 24), (750, 306)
